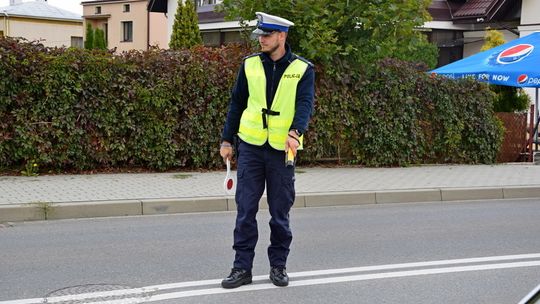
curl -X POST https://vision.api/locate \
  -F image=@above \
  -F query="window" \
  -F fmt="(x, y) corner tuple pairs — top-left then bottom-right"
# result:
(197, 0), (219, 6)
(121, 21), (133, 42)
(223, 31), (242, 44)
(0, 31), (4, 38)
(71, 36), (83, 48)
(201, 32), (220, 46)
(427, 29), (464, 68)
(104, 23), (108, 44)
(95, 6), (101, 14)
(123, 4), (130, 12)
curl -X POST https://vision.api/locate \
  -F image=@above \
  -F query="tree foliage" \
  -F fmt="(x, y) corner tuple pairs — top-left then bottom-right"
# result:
(84, 23), (94, 50)
(169, 0), (203, 50)
(94, 28), (107, 50)
(491, 85), (530, 112)
(219, 0), (438, 68)
(481, 28), (505, 51)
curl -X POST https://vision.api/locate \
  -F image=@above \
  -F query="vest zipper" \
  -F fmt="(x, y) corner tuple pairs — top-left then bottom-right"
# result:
(267, 63), (276, 140)
(269, 63), (276, 109)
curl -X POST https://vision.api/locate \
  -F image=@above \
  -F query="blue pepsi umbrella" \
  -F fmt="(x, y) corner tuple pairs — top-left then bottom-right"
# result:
(432, 32), (540, 145)
(431, 32), (540, 88)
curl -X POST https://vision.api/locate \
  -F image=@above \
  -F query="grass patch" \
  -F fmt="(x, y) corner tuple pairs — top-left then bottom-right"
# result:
(32, 202), (53, 219)
(173, 173), (193, 179)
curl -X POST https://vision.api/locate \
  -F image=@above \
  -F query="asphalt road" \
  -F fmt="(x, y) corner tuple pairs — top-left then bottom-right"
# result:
(1, 199), (540, 303)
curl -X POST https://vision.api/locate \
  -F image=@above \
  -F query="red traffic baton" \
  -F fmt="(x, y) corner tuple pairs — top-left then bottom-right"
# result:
(223, 158), (235, 194)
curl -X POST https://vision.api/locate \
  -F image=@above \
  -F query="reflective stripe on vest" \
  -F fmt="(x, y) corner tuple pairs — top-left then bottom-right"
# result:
(238, 55), (308, 151)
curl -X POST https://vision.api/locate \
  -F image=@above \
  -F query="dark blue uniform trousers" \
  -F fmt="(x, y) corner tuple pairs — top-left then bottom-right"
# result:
(233, 140), (295, 270)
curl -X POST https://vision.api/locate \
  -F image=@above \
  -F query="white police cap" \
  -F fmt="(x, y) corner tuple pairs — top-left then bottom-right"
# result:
(252, 12), (294, 36)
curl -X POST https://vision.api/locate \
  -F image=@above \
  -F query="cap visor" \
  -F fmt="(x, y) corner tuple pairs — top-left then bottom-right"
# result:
(251, 28), (274, 37)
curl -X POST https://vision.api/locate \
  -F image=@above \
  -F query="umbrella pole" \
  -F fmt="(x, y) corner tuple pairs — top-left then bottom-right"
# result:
(536, 88), (539, 151)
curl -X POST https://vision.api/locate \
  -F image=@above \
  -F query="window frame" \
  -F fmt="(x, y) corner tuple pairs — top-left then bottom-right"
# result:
(121, 21), (133, 42)
(70, 36), (83, 48)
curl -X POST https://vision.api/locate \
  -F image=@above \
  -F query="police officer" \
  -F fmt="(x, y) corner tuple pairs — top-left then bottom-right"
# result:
(219, 12), (315, 289)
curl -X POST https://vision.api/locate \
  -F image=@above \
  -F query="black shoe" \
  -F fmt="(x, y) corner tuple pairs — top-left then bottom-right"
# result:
(221, 268), (253, 289)
(269, 266), (289, 287)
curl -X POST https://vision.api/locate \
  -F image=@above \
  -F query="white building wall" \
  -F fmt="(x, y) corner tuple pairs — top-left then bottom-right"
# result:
(520, 0), (540, 27)
(149, 12), (168, 48)
(519, 0), (540, 37)
(167, 0), (177, 44)
(4, 18), (82, 47)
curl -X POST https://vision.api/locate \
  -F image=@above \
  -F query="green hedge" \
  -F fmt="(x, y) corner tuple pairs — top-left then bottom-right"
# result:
(0, 39), (244, 171)
(0, 38), (503, 172)
(304, 58), (503, 166)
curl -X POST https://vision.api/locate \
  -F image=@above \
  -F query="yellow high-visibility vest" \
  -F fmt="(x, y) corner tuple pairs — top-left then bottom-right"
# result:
(238, 55), (308, 150)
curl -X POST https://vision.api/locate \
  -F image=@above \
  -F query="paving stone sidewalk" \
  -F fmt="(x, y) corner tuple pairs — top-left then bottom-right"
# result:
(1, 164), (539, 222)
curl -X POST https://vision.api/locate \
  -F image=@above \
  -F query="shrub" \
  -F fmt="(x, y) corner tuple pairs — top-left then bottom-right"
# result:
(302, 58), (503, 166)
(0, 37), (503, 172)
(0, 38), (245, 171)
(84, 23), (94, 50)
(94, 28), (107, 50)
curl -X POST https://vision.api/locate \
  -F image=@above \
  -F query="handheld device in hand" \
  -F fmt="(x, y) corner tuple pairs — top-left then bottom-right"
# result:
(223, 158), (235, 194)
(285, 148), (295, 167)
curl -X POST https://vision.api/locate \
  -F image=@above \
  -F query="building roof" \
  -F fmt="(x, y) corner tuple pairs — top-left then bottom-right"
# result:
(428, 0), (519, 24)
(454, 0), (496, 17)
(428, 0), (464, 21)
(0, 0), (82, 22)
(197, 4), (225, 24)
(453, 0), (516, 22)
(147, 0), (226, 23)
(82, 0), (143, 5)
(147, 0), (166, 13)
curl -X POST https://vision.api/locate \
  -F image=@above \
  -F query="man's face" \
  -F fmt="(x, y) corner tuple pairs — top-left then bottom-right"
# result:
(258, 31), (282, 54)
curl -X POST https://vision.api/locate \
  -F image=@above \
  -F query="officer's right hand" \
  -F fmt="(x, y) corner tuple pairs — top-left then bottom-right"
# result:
(220, 141), (233, 163)
(285, 131), (300, 157)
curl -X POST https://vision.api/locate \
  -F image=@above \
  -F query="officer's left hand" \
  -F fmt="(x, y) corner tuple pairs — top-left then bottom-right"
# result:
(285, 131), (300, 157)
(220, 141), (233, 163)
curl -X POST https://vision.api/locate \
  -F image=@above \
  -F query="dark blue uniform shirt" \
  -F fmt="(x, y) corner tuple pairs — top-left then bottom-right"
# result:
(221, 44), (315, 144)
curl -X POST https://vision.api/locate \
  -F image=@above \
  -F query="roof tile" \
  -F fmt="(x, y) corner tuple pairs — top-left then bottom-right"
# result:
(454, 0), (497, 17)
(0, 1), (81, 21)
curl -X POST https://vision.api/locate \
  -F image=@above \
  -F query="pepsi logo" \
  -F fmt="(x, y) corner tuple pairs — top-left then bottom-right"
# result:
(497, 44), (534, 64)
(518, 74), (528, 84)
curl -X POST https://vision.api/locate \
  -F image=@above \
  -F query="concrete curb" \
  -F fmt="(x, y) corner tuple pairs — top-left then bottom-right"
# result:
(1, 186), (540, 222)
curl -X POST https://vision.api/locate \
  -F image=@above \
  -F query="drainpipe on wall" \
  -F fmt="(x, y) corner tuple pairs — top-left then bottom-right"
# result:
(147, 9), (150, 50)
(1, 11), (9, 36)
(444, 0), (454, 19)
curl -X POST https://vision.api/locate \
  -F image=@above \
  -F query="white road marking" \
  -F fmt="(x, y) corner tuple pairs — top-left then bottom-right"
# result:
(145, 260), (540, 302)
(77, 299), (145, 304)
(2, 253), (540, 304)
(75, 299), (144, 304)
(286, 252), (540, 278)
